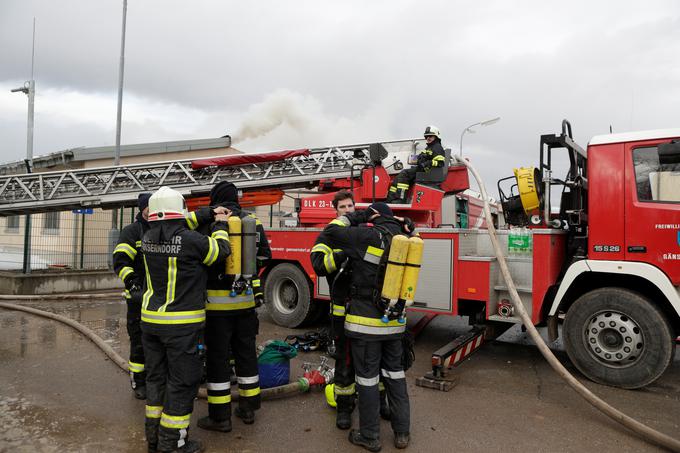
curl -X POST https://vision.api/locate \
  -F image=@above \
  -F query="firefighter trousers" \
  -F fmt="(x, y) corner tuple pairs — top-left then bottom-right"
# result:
(204, 310), (260, 422)
(386, 167), (419, 203)
(334, 331), (355, 414)
(351, 338), (410, 440)
(142, 328), (203, 451)
(335, 330), (388, 414)
(126, 296), (145, 388)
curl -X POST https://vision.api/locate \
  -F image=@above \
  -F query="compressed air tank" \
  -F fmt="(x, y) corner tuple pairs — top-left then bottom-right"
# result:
(226, 216), (242, 276)
(380, 235), (409, 302)
(241, 215), (257, 278)
(399, 236), (424, 305)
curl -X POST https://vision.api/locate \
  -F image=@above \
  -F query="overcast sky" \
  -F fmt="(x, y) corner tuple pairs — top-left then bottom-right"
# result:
(1, 0), (679, 190)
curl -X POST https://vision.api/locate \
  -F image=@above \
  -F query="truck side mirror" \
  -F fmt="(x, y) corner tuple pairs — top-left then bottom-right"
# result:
(658, 140), (680, 165)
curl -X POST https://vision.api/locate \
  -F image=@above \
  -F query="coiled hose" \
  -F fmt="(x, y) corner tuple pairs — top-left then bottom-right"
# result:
(0, 295), (311, 401)
(451, 154), (680, 452)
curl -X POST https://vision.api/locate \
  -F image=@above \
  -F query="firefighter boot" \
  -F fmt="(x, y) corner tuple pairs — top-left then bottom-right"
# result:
(197, 415), (232, 433)
(349, 429), (381, 452)
(385, 186), (399, 203)
(235, 406), (255, 425)
(379, 391), (390, 420)
(336, 410), (352, 430)
(134, 385), (147, 400)
(394, 432), (410, 449)
(160, 439), (204, 453)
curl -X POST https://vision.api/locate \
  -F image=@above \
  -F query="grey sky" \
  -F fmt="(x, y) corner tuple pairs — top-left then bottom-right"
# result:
(1, 0), (679, 190)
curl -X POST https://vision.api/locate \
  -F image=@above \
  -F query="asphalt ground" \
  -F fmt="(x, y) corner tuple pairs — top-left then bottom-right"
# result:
(0, 298), (678, 453)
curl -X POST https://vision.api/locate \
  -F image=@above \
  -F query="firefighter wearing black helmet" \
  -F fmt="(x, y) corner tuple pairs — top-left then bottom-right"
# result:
(140, 186), (230, 453)
(323, 202), (413, 451)
(197, 181), (272, 434)
(386, 125), (446, 204)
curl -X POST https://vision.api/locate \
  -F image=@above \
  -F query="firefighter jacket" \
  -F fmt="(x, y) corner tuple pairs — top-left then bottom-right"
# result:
(417, 140), (446, 170)
(199, 203), (272, 315)
(140, 219), (230, 335)
(113, 212), (150, 301)
(113, 208), (215, 302)
(323, 214), (408, 341)
(310, 229), (351, 336)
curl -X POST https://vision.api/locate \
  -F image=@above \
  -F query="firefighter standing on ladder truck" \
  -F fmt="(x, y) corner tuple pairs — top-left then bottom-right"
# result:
(197, 182), (272, 433)
(386, 126), (446, 204)
(113, 194), (223, 401)
(311, 191), (392, 430)
(140, 187), (230, 453)
(324, 202), (414, 451)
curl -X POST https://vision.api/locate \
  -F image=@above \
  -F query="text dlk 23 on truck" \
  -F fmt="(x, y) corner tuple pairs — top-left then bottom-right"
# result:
(263, 120), (680, 390)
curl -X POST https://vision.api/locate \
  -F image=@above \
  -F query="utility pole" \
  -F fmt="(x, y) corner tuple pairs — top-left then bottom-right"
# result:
(112, 0), (127, 229)
(10, 18), (36, 274)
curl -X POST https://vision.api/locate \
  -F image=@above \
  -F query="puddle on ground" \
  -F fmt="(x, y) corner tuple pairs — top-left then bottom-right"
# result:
(0, 299), (129, 360)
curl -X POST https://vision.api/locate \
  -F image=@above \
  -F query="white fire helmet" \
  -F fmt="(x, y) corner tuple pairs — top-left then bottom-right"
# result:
(148, 186), (187, 222)
(423, 125), (441, 139)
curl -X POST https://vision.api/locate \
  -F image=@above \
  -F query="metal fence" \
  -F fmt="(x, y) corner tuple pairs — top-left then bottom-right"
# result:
(0, 207), (137, 272)
(0, 194), (301, 273)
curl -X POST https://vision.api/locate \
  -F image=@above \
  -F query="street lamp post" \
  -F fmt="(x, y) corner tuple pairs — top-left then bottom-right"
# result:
(112, 0), (128, 231)
(459, 116), (501, 156)
(10, 19), (36, 274)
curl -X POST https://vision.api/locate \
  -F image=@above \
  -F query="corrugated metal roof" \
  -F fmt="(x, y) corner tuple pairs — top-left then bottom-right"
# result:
(71, 136), (231, 161)
(0, 136), (232, 174)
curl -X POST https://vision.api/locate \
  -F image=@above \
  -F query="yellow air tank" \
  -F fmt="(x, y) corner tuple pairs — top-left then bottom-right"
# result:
(399, 237), (424, 305)
(380, 235), (410, 302)
(226, 216), (242, 277)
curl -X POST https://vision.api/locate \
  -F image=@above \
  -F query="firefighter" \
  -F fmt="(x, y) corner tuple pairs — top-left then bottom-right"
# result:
(113, 194), (224, 400)
(112, 193), (152, 399)
(141, 186), (230, 453)
(385, 125), (446, 204)
(311, 191), (392, 430)
(324, 202), (413, 451)
(197, 181), (272, 433)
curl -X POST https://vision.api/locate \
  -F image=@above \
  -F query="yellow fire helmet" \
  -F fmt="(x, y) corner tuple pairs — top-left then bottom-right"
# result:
(324, 383), (337, 408)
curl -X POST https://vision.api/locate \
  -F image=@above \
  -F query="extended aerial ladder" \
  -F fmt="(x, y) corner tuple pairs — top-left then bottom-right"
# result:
(0, 139), (421, 215)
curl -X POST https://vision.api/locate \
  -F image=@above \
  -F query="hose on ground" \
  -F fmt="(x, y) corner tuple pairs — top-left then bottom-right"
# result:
(452, 154), (680, 452)
(0, 301), (311, 402)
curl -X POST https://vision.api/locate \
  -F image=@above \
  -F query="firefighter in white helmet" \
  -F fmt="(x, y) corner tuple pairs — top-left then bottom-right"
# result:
(386, 125), (446, 204)
(141, 186), (230, 453)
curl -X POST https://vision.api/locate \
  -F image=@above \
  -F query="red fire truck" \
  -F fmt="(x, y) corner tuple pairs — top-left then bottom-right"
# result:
(0, 122), (677, 389)
(259, 121), (680, 389)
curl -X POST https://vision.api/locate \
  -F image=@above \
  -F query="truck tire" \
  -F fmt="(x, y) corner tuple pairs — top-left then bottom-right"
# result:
(265, 263), (314, 328)
(563, 287), (675, 389)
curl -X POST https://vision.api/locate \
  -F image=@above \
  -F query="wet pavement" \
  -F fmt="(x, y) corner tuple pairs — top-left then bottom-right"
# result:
(1, 298), (679, 453)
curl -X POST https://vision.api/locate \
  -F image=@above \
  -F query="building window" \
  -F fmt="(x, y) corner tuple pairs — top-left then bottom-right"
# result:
(5, 216), (20, 233)
(633, 145), (680, 203)
(43, 211), (61, 233)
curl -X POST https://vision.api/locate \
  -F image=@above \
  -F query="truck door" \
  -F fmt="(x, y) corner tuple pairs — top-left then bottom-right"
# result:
(625, 139), (680, 285)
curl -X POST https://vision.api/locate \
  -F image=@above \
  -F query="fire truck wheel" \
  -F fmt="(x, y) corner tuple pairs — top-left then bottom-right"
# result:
(563, 287), (675, 389)
(265, 263), (314, 328)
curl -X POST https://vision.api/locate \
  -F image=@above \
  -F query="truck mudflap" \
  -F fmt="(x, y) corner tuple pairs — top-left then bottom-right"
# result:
(415, 326), (485, 391)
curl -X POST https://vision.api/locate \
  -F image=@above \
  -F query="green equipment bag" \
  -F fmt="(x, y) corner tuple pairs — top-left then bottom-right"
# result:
(257, 340), (298, 388)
